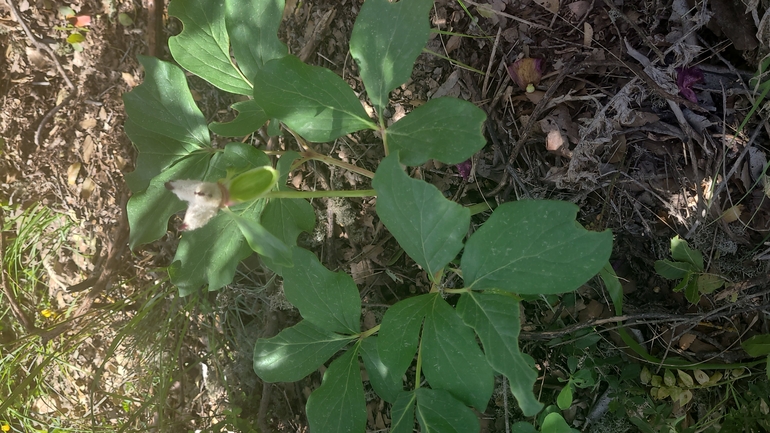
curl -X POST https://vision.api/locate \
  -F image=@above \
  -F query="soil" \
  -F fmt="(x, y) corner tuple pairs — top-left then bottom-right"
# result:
(2, 0), (770, 431)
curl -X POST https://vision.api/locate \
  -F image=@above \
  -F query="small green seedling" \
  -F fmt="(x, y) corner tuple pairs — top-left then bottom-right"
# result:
(55, 6), (90, 52)
(654, 236), (724, 303)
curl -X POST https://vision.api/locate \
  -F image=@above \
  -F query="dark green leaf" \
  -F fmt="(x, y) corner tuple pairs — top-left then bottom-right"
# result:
(282, 247), (361, 334)
(390, 391), (417, 433)
(169, 143), (271, 294)
(422, 294), (494, 411)
(462, 201), (612, 294)
(127, 153), (211, 249)
(415, 388), (480, 433)
(373, 154), (469, 278)
(260, 197), (315, 275)
(228, 212), (292, 266)
(654, 259), (696, 280)
(122, 56), (210, 190)
(670, 236), (704, 270)
(225, 0), (287, 79)
(360, 337), (403, 403)
(377, 294), (433, 382)
(306, 344), (366, 433)
(208, 100), (269, 137)
(253, 320), (354, 383)
(253, 55), (377, 142)
(696, 273), (724, 294)
(600, 262), (623, 315)
(456, 292), (542, 416)
(349, 0), (432, 114)
(386, 97), (487, 166)
(168, 0), (251, 95)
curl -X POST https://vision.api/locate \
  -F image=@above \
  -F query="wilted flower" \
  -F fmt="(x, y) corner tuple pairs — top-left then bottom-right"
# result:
(456, 159), (472, 180)
(507, 58), (544, 93)
(676, 67), (704, 103)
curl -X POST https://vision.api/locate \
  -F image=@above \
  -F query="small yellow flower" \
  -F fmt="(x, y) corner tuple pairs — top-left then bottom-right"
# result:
(1, 421), (11, 432)
(41, 309), (54, 318)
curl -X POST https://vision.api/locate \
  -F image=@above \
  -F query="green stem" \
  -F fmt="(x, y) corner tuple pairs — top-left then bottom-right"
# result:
(443, 287), (469, 294)
(359, 324), (380, 339)
(422, 48), (485, 75)
(261, 189), (376, 199)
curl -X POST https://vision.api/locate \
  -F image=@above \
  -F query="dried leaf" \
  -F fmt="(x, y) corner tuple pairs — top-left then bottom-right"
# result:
(693, 369), (709, 385)
(721, 205), (743, 223)
(568, 1), (590, 18)
(535, 0), (559, 14)
(81, 178), (95, 200)
(583, 22), (593, 47)
(67, 162), (81, 185)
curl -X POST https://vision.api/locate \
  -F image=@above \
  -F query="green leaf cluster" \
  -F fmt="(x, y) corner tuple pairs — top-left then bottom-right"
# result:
(122, 0), (616, 430)
(654, 236), (725, 303)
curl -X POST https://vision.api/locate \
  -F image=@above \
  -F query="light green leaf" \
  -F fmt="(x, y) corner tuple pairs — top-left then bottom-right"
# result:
(377, 294), (433, 382)
(360, 337), (402, 403)
(253, 320), (354, 383)
(415, 388), (480, 433)
(677, 370), (694, 388)
(306, 344), (366, 433)
(227, 166), (278, 203)
(421, 294), (494, 411)
(228, 212), (291, 266)
(742, 334), (770, 357)
(225, 0), (287, 79)
(386, 97), (487, 166)
(456, 292), (543, 416)
(168, 0), (251, 95)
(260, 197), (315, 275)
(122, 56), (210, 191)
(664, 369), (676, 387)
(556, 384), (573, 410)
(282, 247), (361, 335)
(127, 153), (210, 249)
(541, 412), (573, 433)
(654, 259), (696, 280)
(462, 201), (613, 294)
(696, 273), (724, 294)
(373, 154), (469, 278)
(349, 0), (432, 114)
(252, 55), (377, 142)
(208, 100), (269, 137)
(390, 391), (417, 433)
(670, 236), (704, 270)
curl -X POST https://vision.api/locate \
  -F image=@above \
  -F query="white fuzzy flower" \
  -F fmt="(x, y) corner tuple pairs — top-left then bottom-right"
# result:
(165, 180), (228, 230)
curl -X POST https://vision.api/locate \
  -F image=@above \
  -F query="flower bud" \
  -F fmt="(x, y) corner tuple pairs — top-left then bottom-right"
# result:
(507, 58), (544, 93)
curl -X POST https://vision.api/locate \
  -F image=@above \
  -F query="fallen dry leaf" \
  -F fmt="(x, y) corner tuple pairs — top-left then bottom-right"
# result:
(721, 204), (743, 223)
(535, 0), (559, 14)
(67, 162), (81, 185)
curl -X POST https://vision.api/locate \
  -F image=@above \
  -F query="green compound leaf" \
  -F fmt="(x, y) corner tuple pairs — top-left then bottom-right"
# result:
(282, 247), (361, 335)
(349, 0), (432, 115)
(127, 153), (211, 249)
(377, 294), (433, 383)
(415, 388), (480, 433)
(654, 260), (696, 280)
(169, 143), (271, 295)
(373, 154), (469, 278)
(386, 97), (487, 166)
(225, 0), (287, 80)
(228, 212), (291, 266)
(360, 337), (402, 403)
(208, 100), (269, 137)
(168, 0), (251, 95)
(306, 344), (366, 433)
(390, 391), (417, 433)
(253, 320), (354, 383)
(123, 56), (209, 145)
(421, 294), (494, 411)
(456, 292), (543, 416)
(253, 55), (377, 142)
(462, 200), (612, 294)
(670, 235), (704, 271)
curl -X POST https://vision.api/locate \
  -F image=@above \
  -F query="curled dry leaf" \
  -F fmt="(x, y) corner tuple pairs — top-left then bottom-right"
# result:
(545, 130), (572, 158)
(721, 204), (743, 223)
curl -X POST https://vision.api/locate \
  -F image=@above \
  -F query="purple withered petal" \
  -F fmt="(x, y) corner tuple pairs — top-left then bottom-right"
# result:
(456, 159), (472, 181)
(676, 67), (704, 104)
(507, 58), (544, 93)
